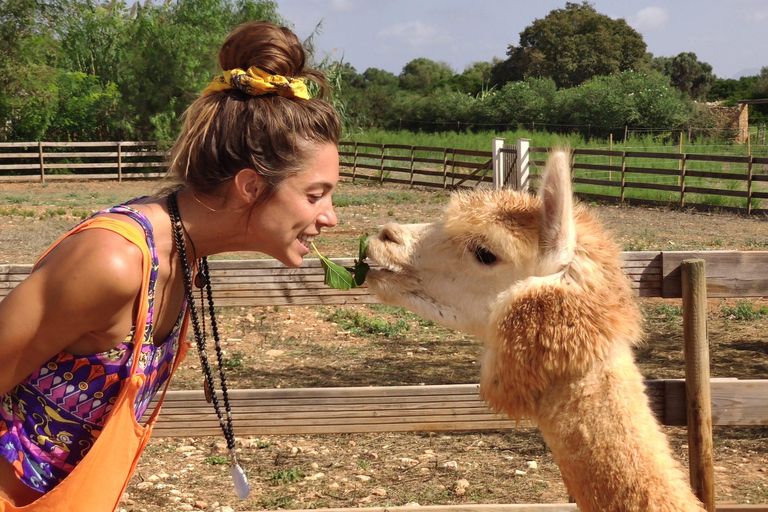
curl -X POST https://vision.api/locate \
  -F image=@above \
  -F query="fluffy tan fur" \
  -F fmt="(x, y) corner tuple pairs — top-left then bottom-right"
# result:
(366, 149), (705, 512)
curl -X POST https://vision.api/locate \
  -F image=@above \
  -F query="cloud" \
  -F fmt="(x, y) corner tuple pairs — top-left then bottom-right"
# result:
(628, 6), (670, 32)
(749, 11), (768, 22)
(378, 21), (452, 47)
(330, 0), (355, 13)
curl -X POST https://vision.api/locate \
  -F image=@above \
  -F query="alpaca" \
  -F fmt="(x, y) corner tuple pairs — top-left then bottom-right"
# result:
(364, 149), (706, 512)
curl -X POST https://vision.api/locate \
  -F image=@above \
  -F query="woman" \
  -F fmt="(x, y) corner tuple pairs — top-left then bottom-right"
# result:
(0, 20), (341, 510)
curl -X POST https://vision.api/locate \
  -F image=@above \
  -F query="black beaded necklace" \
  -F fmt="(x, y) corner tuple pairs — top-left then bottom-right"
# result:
(167, 192), (250, 499)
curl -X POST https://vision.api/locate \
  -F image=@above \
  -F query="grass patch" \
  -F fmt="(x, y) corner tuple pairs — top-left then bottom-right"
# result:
(222, 350), (246, 370)
(269, 468), (304, 484)
(0, 207), (36, 218)
(325, 308), (411, 339)
(721, 300), (768, 321)
(202, 456), (229, 465)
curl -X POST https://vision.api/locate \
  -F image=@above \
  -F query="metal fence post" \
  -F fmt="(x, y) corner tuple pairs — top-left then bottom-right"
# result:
(492, 137), (504, 189)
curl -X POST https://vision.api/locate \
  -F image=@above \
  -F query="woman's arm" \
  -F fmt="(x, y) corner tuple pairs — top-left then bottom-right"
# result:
(0, 229), (143, 396)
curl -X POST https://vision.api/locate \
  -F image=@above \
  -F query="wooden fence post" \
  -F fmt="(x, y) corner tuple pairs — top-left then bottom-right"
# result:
(442, 148), (449, 189)
(681, 259), (715, 512)
(352, 142), (359, 182)
(408, 146), (415, 188)
(680, 153), (688, 208)
(609, 133), (613, 181)
(746, 155), (754, 215)
(117, 141), (123, 183)
(620, 151), (626, 204)
(378, 144), (385, 185)
(450, 149), (457, 188)
(38, 141), (45, 184)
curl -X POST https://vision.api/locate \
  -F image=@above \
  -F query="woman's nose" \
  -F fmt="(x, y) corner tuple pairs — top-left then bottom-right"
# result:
(320, 203), (337, 228)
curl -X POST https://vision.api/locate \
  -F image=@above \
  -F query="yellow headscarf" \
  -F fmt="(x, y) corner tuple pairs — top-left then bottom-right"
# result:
(202, 66), (310, 100)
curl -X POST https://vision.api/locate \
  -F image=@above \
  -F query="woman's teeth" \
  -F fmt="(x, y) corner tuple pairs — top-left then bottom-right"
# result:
(298, 235), (315, 247)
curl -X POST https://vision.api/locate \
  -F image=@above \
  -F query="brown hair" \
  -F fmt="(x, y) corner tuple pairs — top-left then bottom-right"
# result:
(166, 21), (341, 200)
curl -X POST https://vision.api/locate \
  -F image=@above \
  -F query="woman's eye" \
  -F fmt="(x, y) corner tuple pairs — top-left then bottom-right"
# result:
(308, 194), (323, 203)
(473, 246), (497, 265)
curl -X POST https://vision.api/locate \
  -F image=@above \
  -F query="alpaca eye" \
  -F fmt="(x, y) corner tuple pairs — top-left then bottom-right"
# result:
(473, 246), (497, 265)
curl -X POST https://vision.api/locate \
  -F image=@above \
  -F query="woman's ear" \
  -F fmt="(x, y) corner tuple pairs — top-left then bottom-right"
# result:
(232, 168), (265, 205)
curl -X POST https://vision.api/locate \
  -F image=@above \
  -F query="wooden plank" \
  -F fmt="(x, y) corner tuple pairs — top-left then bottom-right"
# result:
(624, 181), (680, 192)
(144, 379), (768, 437)
(685, 170), (748, 181)
(0, 164), (42, 171)
(276, 505), (582, 512)
(0, 253), (667, 302)
(624, 166), (682, 177)
(573, 163), (622, 173)
(574, 148), (624, 157)
(271, 505), (768, 512)
(624, 151), (683, 160)
(40, 141), (116, 148)
(661, 251), (768, 298)
(573, 177), (620, 188)
(36, 163), (118, 170)
(41, 151), (118, 158)
(452, 149), (492, 157)
(0, 152), (38, 158)
(664, 380), (768, 426)
(684, 186), (747, 198)
(686, 154), (751, 164)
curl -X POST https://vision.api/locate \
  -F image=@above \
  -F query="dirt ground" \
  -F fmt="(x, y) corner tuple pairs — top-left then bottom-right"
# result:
(1, 179), (767, 511)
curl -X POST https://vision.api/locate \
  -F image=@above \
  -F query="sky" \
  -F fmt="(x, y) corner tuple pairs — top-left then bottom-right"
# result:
(275, 0), (768, 80)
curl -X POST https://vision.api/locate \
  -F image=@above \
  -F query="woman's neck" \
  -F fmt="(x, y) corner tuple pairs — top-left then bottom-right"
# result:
(169, 188), (247, 258)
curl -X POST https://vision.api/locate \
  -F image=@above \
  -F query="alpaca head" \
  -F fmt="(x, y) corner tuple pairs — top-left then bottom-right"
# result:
(366, 149), (642, 417)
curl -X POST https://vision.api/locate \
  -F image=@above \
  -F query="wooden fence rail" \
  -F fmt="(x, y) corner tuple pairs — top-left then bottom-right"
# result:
(2, 141), (767, 214)
(2, 251), (767, 510)
(0, 141), (168, 182)
(525, 147), (768, 216)
(3, 251), (768, 303)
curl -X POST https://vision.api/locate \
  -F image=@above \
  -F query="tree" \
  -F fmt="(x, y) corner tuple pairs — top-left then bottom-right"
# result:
(491, 2), (649, 88)
(0, 0), (63, 140)
(361, 67), (398, 88)
(653, 52), (714, 100)
(119, 0), (286, 140)
(450, 61), (494, 95)
(398, 58), (454, 91)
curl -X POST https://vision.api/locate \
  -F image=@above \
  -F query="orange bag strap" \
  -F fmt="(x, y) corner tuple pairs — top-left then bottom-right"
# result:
(34, 217), (154, 373)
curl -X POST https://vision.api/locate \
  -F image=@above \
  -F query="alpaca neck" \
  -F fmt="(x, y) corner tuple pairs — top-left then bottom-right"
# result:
(534, 345), (705, 512)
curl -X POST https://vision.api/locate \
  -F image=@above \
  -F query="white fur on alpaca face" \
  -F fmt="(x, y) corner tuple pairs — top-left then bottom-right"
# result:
(366, 150), (576, 339)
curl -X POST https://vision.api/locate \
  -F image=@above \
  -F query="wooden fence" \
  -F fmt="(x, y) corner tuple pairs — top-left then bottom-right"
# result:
(337, 141), (494, 189)
(1, 251), (767, 511)
(0, 141), (168, 182)
(527, 147), (768, 216)
(3, 140), (768, 215)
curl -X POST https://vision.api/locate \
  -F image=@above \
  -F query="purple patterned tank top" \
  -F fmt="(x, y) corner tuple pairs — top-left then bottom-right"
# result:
(0, 201), (185, 494)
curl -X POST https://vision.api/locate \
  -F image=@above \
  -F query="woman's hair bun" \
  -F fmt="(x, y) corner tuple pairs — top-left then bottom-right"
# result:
(218, 21), (306, 78)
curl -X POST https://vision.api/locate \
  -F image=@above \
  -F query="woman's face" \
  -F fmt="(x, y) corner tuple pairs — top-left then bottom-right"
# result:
(249, 143), (339, 267)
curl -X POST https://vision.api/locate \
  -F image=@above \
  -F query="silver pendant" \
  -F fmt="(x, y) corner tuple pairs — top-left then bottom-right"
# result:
(231, 461), (250, 499)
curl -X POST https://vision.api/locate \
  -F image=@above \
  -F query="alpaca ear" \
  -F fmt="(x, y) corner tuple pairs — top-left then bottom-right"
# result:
(538, 149), (576, 265)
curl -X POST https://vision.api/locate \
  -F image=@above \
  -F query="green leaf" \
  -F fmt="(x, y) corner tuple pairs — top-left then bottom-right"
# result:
(358, 234), (368, 262)
(351, 261), (369, 287)
(311, 235), (370, 290)
(312, 242), (357, 290)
